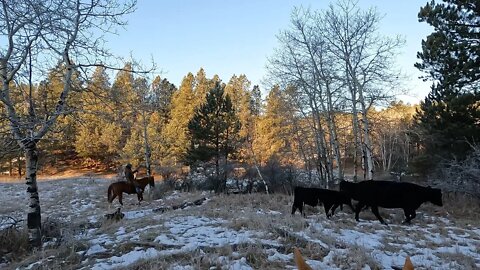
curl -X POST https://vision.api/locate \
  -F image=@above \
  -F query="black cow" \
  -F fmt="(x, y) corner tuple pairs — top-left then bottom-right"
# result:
(291, 186), (353, 218)
(339, 180), (443, 225)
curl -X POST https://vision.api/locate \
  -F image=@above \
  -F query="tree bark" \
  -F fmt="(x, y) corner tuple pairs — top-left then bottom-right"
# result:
(25, 141), (41, 248)
(247, 137), (269, 195)
(141, 111), (152, 176)
(358, 90), (374, 180)
(351, 103), (361, 182)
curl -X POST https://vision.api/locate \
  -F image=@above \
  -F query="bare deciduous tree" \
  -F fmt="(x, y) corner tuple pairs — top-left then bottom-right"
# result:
(0, 0), (136, 248)
(268, 1), (404, 183)
(322, 0), (404, 180)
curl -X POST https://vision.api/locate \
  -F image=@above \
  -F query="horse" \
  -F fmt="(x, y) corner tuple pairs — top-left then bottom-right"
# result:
(107, 176), (155, 205)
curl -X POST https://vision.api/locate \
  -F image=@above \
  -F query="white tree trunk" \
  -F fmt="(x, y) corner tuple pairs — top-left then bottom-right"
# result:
(358, 90), (374, 180)
(25, 142), (41, 248)
(351, 103), (361, 182)
(247, 138), (269, 195)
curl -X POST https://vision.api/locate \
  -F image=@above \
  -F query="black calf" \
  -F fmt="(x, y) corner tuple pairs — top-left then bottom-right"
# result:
(292, 186), (353, 218)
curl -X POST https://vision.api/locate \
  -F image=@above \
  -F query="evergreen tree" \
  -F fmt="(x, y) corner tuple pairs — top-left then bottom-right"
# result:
(75, 66), (121, 164)
(250, 85), (262, 116)
(414, 0), (480, 169)
(38, 63), (83, 157)
(416, 0), (480, 90)
(193, 68), (212, 108)
(108, 63), (139, 159)
(148, 76), (176, 166)
(253, 85), (294, 165)
(162, 73), (196, 164)
(151, 76), (176, 120)
(224, 74), (252, 138)
(186, 82), (240, 183)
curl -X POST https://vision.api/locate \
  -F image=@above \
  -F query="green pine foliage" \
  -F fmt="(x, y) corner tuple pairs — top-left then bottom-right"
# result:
(413, 0), (480, 171)
(162, 73), (197, 164)
(253, 85), (294, 165)
(416, 0), (480, 90)
(39, 63), (83, 156)
(185, 82), (240, 173)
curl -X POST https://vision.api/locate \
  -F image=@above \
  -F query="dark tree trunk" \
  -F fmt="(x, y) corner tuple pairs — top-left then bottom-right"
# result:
(18, 152), (22, 177)
(25, 141), (41, 248)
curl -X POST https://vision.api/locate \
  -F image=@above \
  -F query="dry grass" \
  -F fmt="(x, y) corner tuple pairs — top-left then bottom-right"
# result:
(435, 250), (478, 270)
(0, 227), (29, 263)
(115, 243), (288, 270)
(5, 239), (88, 270)
(331, 244), (381, 270)
(441, 192), (480, 225)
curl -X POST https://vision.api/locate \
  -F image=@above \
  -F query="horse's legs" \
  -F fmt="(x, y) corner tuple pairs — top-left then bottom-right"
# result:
(371, 206), (387, 225)
(110, 193), (117, 205)
(137, 193), (143, 205)
(118, 193), (123, 206)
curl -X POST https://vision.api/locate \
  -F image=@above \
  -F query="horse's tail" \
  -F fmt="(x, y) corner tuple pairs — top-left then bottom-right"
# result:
(107, 184), (113, 203)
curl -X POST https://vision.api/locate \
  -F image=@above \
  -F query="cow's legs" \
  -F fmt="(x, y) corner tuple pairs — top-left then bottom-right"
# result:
(330, 204), (340, 216)
(355, 202), (365, 221)
(371, 206), (387, 225)
(299, 204), (305, 217)
(402, 209), (416, 224)
(324, 203), (333, 218)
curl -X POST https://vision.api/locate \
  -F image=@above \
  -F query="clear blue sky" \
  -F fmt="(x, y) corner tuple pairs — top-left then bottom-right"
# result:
(106, 0), (433, 104)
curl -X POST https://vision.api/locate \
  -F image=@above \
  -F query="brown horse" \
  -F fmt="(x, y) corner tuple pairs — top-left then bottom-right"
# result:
(107, 176), (155, 205)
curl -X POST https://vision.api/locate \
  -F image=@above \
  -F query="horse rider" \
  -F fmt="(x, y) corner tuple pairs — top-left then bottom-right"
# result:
(125, 163), (142, 195)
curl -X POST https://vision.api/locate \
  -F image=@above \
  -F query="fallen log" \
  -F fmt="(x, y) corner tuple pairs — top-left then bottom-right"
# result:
(153, 197), (207, 213)
(104, 208), (124, 221)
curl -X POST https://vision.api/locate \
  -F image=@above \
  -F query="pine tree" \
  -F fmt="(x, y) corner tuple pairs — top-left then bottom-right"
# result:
(151, 76), (176, 120)
(253, 85), (294, 165)
(416, 0), (480, 91)
(193, 68), (212, 108)
(162, 73), (196, 164)
(224, 75), (252, 136)
(148, 76), (176, 166)
(414, 0), (480, 169)
(38, 63), (83, 158)
(186, 82), (240, 185)
(75, 66), (120, 164)
(109, 63), (140, 159)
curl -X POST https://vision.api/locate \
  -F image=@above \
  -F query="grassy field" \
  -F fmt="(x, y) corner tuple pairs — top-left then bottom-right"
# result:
(0, 177), (479, 269)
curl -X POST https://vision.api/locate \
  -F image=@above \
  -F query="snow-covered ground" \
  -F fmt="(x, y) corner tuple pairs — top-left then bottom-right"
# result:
(0, 178), (479, 269)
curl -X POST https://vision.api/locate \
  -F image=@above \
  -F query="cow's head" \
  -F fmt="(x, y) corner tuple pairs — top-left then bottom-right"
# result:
(428, 187), (443, 206)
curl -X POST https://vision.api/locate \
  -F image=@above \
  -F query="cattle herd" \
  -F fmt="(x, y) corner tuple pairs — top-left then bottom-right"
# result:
(292, 180), (443, 225)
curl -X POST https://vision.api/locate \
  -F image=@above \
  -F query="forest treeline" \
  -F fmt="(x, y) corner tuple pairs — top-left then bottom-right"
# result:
(0, 62), (418, 178)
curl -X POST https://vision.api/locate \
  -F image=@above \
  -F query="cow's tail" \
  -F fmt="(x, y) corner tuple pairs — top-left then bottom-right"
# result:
(107, 184), (113, 203)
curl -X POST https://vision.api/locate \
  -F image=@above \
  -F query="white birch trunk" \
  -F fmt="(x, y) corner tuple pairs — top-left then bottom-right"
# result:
(25, 142), (41, 248)
(358, 90), (374, 180)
